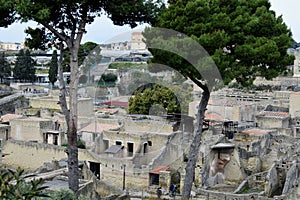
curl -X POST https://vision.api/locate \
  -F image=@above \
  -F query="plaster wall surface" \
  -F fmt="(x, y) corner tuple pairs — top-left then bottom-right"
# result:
(29, 96), (93, 116)
(10, 117), (52, 142)
(2, 140), (97, 170)
(290, 92), (300, 118)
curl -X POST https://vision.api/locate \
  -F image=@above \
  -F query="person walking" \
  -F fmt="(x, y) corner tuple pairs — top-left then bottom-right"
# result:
(169, 183), (175, 197)
(157, 187), (162, 199)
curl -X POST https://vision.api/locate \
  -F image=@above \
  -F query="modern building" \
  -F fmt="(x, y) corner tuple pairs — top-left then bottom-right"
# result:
(130, 32), (146, 50)
(0, 42), (25, 51)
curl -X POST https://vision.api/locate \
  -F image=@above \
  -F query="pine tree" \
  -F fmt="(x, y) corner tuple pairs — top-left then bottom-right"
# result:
(13, 49), (36, 82)
(0, 52), (11, 83)
(48, 50), (58, 86)
(145, 0), (294, 197)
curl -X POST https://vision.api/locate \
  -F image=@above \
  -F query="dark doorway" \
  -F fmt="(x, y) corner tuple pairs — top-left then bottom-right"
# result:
(144, 143), (148, 154)
(127, 142), (134, 157)
(149, 173), (159, 185)
(103, 139), (109, 150)
(5, 129), (8, 140)
(53, 135), (58, 145)
(89, 161), (100, 179)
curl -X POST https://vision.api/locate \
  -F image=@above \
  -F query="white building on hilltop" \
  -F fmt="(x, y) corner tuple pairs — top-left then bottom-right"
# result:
(292, 48), (300, 77)
(130, 32), (146, 50)
(0, 42), (25, 51)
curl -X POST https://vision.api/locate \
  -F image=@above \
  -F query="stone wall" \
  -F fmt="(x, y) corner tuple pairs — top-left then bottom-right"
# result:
(29, 96), (93, 117)
(290, 92), (300, 118)
(88, 156), (151, 190)
(80, 162), (123, 198)
(264, 164), (279, 197)
(10, 117), (53, 143)
(102, 129), (170, 159)
(123, 119), (173, 133)
(2, 140), (97, 170)
(2, 138), (154, 189)
(199, 188), (260, 200)
(256, 116), (289, 129)
(282, 162), (298, 195)
(0, 124), (10, 142)
(206, 102), (256, 122)
(0, 95), (29, 115)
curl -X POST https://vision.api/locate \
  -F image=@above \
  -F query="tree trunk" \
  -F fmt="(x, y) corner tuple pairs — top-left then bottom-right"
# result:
(182, 88), (210, 199)
(67, 46), (80, 193)
(57, 41), (80, 193)
(57, 43), (70, 130)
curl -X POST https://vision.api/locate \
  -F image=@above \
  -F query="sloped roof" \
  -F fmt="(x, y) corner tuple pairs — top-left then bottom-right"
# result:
(240, 128), (273, 136)
(0, 114), (23, 123)
(104, 145), (123, 154)
(150, 166), (169, 174)
(211, 143), (235, 149)
(256, 111), (289, 119)
(79, 122), (118, 133)
(205, 113), (225, 121)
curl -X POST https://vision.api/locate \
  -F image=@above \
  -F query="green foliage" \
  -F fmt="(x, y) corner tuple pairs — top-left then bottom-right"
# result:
(25, 27), (51, 51)
(77, 139), (86, 149)
(101, 73), (118, 82)
(64, 42), (100, 73)
(128, 84), (192, 115)
(0, 1), (14, 27)
(13, 49), (36, 82)
(0, 167), (49, 199)
(145, 0), (294, 87)
(0, 52), (11, 82)
(10, 0), (165, 193)
(46, 189), (74, 200)
(97, 73), (117, 86)
(126, 71), (157, 94)
(48, 50), (58, 86)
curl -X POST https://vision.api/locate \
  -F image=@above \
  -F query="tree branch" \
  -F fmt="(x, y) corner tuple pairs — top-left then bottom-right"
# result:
(38, 21), (68, 43)
(57, 42), (70, 131)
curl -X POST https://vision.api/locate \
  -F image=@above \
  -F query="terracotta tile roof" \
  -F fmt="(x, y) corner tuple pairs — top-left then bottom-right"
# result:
(240, 128), (272, 136)
(205, 113), (225, 121)
(257, 111), (289, 119)
(0, 114), (23, 123)
(101, 101), (128, 107)
(150, 166), (169, 174)
(79, 122), (119, 133)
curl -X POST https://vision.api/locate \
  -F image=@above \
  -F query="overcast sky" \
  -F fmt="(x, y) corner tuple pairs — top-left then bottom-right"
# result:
(0, 0), (299, 44)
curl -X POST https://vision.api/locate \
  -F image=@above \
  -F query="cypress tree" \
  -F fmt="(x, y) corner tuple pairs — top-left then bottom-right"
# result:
(48, 50), (58, 86)
(13, 49), (36, 82)
(0, 52), (11, 83)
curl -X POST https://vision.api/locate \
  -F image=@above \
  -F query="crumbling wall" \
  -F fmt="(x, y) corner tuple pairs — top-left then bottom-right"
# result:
(81, 162), (122, 197)
(264, 164), (279, 197)
(282, 162), (298, 195)
(199, 188), (259, 200)
(0, 95), (29, 115)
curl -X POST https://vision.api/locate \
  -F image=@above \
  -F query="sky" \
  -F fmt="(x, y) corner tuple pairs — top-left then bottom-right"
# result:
(0, 0), (299, 44)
